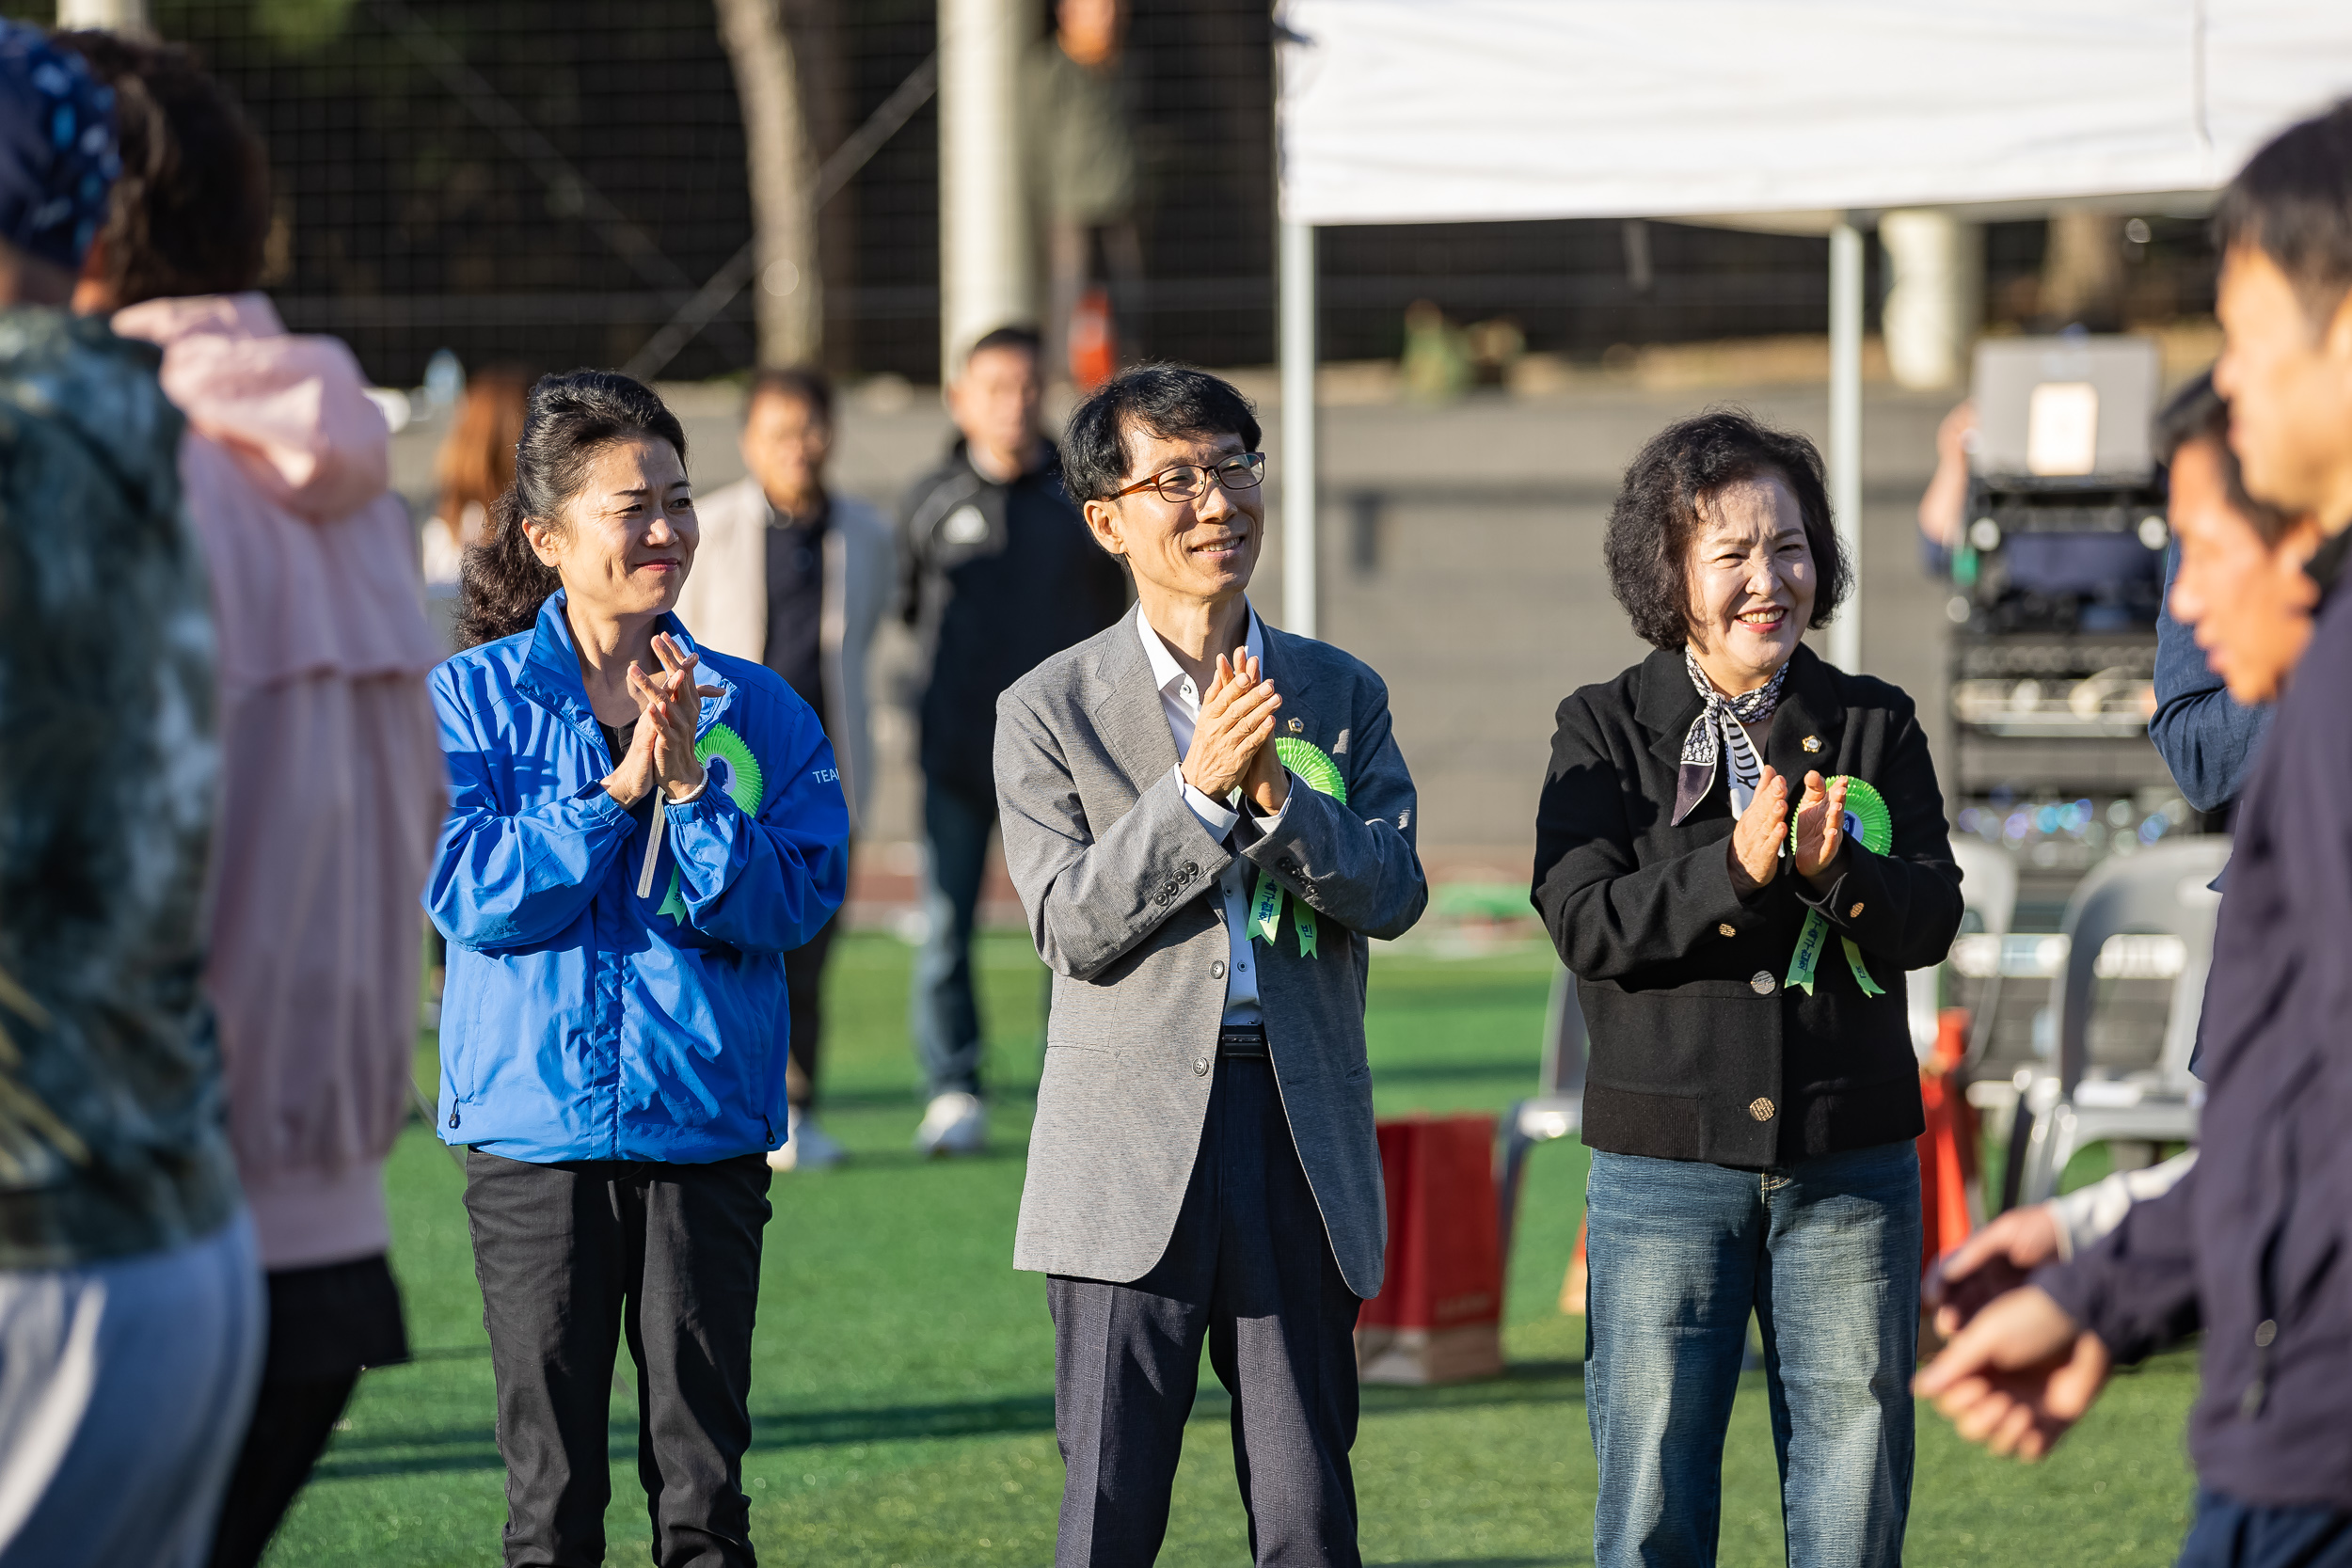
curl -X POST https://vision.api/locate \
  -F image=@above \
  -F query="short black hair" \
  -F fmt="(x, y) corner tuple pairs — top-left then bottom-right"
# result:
(965, 325), (1041, 365)
(62, 30), (271, 305)
(2153, 371), (2298, 546)
(2214, 98), (2352, 329)
(1062, 363), (1262, 503)
(745, 365), (832, 426)
(1603, 408), (1850, 652)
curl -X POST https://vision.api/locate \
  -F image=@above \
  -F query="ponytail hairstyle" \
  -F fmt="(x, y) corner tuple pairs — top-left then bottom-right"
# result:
(455, 370), (691, 648)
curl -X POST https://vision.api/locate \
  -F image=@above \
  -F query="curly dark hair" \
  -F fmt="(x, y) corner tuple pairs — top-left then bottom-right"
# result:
(455, 370), (690, 649)
(1602, 408), (1850, 652)
(60, 30), (270, 305)
(1062, 363), (1262, 503)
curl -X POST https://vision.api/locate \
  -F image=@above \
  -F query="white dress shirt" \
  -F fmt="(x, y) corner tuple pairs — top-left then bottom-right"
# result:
(1135, 600), (1292, 1025)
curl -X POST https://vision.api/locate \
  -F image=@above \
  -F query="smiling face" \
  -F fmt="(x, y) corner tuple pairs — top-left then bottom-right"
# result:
(2167, 436), (2320, 704)
(1683, 470), (1817, 693)
(524, 435), (697, 623)
(1080, 423), (1262, 608)
(2214, 244), (2352, 528)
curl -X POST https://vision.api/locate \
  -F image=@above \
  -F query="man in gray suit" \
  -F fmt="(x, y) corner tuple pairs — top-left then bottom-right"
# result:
(994, 365), (1427, 1564)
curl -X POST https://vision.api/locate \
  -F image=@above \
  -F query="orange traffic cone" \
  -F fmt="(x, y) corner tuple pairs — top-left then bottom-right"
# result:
(1559, 1212), (1588, 1316)
(1069, 286), (1116, 391)
(1916, 1007), (1981, 1275)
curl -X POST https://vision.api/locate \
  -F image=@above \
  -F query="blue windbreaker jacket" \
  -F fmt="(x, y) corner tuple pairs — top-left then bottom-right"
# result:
(427, 594), (849, 1164)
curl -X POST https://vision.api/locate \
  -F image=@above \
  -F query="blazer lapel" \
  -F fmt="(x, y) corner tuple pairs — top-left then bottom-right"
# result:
(1085, 620), (1182, 795)
(1763, 643), (1848, 783)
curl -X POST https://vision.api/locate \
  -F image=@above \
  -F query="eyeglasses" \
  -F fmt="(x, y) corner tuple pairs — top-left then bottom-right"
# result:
(1110, 451), (1266, 504)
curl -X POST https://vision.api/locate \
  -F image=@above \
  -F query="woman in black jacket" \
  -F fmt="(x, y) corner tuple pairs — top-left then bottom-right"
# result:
(1533, 411), (1962, 1568)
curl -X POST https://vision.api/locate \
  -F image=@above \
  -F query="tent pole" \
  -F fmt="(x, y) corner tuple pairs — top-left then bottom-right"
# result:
(1279, 218), (1319, 639)
(1828, 216), (1865, 672)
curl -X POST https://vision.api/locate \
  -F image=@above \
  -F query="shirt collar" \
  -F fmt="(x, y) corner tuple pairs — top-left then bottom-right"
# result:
(1135, 599), (1262, 703)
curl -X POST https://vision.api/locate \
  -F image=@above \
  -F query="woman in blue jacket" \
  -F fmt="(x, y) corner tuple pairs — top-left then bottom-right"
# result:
(429, 371), (848, 1566)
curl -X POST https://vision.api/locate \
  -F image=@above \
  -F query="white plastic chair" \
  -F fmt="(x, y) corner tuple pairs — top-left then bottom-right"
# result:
(1496, 965), (1585, 1266)
(2013, 837), (2226, 1206)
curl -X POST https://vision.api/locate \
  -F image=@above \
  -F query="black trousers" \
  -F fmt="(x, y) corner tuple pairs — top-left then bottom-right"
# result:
(782, 910), (838, 1113)
(465, 1149), (771, 1568)
(1048, 1052), (1364, 1567)
(210, 1254), (409, 1568)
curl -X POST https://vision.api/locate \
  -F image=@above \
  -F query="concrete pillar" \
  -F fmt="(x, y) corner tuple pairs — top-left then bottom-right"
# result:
(937, 0), (1031, 379)
(1882, 209), (1982, 391)
(56, 0), (147, 29)
(1827, 218), (1864, 673)
(1279, 218), (1317, 638)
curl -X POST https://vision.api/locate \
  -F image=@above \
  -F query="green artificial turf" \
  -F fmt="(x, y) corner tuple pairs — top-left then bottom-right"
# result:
(268, 932), (2198, 1565)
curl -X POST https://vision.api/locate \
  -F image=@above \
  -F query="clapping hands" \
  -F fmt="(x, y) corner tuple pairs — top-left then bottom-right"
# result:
(604, 633), (723, 807)
(1725, 768), (1849, 894)
(1181, 649), (1289, 814)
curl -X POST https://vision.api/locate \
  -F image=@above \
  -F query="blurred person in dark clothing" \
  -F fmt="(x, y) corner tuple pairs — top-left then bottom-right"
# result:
(1025, 0), (1139, 386)
(674, 368), (895, 1171)
(0, 26), (266, 1567)
(898, 325), (1128, 1154)
(66, 33), (447, 1568)
(1917, 101), (2352, 1568)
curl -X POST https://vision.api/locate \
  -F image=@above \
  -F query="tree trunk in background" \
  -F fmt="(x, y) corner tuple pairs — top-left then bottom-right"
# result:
(782, 0), (850, 372)
(716, 0), (821, 366)
(2039, 208), (2124, 332)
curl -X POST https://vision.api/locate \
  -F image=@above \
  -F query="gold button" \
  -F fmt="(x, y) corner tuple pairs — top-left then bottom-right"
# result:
(1749, 971), (1774, 995)
(1848, 902), (1865, 918)
(1287, 717), (1304, 734)
(1802, 735), (1822, 752)
(1718, 922), (1737, 938)
(1749, 1097), (1776, 1121)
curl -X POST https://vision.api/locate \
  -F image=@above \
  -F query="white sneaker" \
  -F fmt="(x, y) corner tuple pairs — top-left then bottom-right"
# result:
(914, 1091), (986, 1157)
(768, 1108), (846, 1172)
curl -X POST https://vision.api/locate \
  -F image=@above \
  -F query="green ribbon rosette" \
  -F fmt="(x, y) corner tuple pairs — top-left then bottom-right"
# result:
(1248, 736), (1345, 958)
(654, 724), (765, 924)
(1782, 776), (1893, 996)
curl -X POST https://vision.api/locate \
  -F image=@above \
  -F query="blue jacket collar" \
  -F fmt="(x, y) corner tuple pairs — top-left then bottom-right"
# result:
(516, 592), (737, 742)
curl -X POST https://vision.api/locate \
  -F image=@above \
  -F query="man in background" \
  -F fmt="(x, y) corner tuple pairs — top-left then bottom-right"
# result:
(1025, 0), (1139, 387)
(0, 25), (264, 1564)
(673, 368), (895, 1171)
(898, 326), (1129, 1155)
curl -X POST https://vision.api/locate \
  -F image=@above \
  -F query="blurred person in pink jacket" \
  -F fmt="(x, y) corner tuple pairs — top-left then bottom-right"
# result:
(63, 33), (446, 1568)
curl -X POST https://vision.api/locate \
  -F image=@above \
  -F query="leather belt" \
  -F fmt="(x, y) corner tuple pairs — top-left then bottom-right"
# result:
(1217, 1025), (1269, 1060)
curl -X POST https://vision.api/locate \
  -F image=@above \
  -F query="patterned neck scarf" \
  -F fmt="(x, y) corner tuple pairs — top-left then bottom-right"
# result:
(1673, 647), (1790, 826)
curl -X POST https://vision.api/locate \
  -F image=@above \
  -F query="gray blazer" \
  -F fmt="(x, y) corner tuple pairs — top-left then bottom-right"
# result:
(994, 616), (1427, 1299)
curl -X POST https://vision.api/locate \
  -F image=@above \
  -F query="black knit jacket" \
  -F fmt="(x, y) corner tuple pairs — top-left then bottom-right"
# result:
(1531, 644), (1963, 1168)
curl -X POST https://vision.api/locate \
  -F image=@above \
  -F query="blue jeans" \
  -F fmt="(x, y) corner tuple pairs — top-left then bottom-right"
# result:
(1584, 1143), (1920, 1568)
(913, 781), (995, 1098)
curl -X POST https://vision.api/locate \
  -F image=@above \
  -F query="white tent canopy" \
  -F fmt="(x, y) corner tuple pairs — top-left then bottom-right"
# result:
(1269, 1), (2352, 657)
(1279, 1), (2352, 228)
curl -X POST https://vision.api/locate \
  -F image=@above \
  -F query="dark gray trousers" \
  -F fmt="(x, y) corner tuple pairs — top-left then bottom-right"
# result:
(1048, 1053), (1364, 1567)
(464, 1149), (771, 1568)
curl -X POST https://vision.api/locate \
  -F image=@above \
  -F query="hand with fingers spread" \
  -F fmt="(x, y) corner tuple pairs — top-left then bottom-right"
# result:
(1183, 647), (1280, 802)
(1791, 769), (1849, 885)
(1726, 764), (1788, 893)
(1914, 1285), (2111, 1461)
(1923, 1203), (2064, 1338)
(628, 632), (725, 803)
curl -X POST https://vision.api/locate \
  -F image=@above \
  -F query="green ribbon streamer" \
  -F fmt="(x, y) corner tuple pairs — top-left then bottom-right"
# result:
(1248, 737), (1345, 959)
(655, 724), (766, 924)
(1783, 777), (1893, 996)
